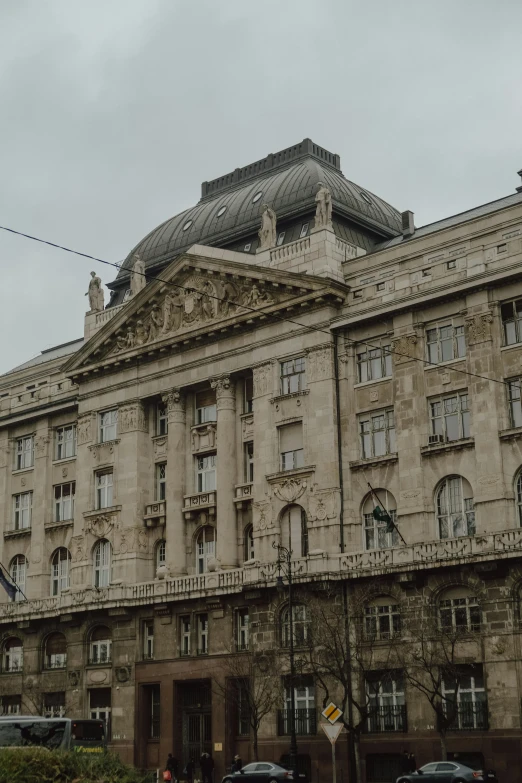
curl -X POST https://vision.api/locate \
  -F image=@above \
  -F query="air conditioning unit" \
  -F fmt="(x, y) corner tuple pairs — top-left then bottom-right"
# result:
(428, 434), (445, 445)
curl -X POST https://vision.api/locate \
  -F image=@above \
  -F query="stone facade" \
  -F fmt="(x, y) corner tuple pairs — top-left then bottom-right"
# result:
(1, 166), (522, 783)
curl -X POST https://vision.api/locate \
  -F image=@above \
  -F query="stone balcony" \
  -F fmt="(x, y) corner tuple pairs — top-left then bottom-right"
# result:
(3, 527), (522, 626)
(143, 500), (166, 527)
(183, 490), (217, 520)
(234, 483), (253, 508)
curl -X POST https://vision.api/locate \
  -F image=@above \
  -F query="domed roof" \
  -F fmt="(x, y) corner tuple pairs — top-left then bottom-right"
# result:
(116, 139), (401, 282)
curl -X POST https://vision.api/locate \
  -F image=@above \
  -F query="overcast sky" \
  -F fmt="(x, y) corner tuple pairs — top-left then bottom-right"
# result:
(0, 0), (521, 374)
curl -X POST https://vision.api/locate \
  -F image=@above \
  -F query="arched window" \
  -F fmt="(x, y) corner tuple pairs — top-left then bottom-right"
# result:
(196, 527), (215, 574)
(362, 490), (398, 550)
(365, 596), (401, 640)
(44, 632), (67, 669)
(436, 476), (475, 539)
(280, 505), (308, 558)
(3, 637), (23, 672)
(244, 524), (254, 562)
(156, 540), (166, 571)
(281, 604), (310, 647)
(51, 548), (71, 596)
(439, 587), (481, 633)
(10, 555), (27, 602)
(93, 540), (112, 588)
(515, 471), (522, 526)
(89, 626), (112, 664)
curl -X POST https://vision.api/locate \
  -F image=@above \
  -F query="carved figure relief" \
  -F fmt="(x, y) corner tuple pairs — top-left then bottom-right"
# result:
(253, 362), (272, 398)
(465, 311), (494, 344)
(68, 670), (81, 687)
(308, 487), (337, 523)
(77, 415), (92, 445)
(34, 435), (50, 458)
(273, 478), (307, 503)
(116, 666), (131, 683)
(306, 346), (332, 382)
(392, 334), (418, 365)
(71, 535), (86, 563)
(119, 402), (148, 433)
(253, 501), (274, 532)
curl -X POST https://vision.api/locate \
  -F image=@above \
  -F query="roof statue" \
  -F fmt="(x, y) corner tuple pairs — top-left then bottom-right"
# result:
(315, 182), (333, 230)
(86, 271), (105, 312)
(258, 204), (277, 250)
(130, 254), (146, 298)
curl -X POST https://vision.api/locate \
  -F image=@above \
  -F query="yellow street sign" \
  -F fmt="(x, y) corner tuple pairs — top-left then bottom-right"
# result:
(321, 702), (343, 724)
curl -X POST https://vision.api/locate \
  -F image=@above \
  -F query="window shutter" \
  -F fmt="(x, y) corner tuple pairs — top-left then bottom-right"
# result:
(195, 389), (216, 409)
(279, 423), (303, 452)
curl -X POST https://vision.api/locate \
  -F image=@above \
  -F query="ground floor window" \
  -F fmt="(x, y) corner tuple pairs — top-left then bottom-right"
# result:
(44, 691), (66, 718)
(89, 688), (111, 738)
(0, 695), (21, 715)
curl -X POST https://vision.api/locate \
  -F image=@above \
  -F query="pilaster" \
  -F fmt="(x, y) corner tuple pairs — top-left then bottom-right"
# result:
(163, 389), (186, 575)
(211, 375), (238, 569)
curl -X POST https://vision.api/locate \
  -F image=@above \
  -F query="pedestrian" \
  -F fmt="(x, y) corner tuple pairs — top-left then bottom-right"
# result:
(166, 754), (179, 782)
(200, 753), (214, 783)
(185, 759), (195, 783)
(232, 755), (243, 773)
(402, 750), (416, 773)
(407, 752), (416, 772)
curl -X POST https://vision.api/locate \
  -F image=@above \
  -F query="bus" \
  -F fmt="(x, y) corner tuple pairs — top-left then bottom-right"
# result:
(0, 716), (107, 753)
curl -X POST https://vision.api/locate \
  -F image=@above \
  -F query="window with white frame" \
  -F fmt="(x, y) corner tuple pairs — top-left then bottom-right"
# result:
(283, 676), (315, 735)
(95, 471), (113, 509)
(359, 409), (396, 459)
(276, 231), (286, 246)
(280, 357), (306, 395)
(366, 672), (405, 732)
(93, 539), (112, 588)
(56, 424), (77, 460)
(439, 589), (481, 633)
(156, 403), (168, 436)
(99, 409), (117, 443)
(196, 527), (215, 574)
(44, 692), (66, 718)
(12, 492), (32, 531)
(299, 223), (310, 238)
(144, 621), (154, 660)
(54, 482), (75, 522)
(3, 638), (23, 672)
(442, 666), (486, 730)
(156, 463), (166, 501)
(196, 454), (216, 492)
(44, 633), (67, 669)
(501, 299), (522, 346)
(10, 555), (27, 602)
(14, 436), (34, 471)
(426, 322), (466, 363)
(244, 524), (254, 561)
(197, 613), (209, 654)
(281, 604), (310, 648)
(279, 422), (304, 471)
(436, 476), (475, 539)
(429, 392), (470, 442)
(356, 342), (392, 383)
(156, 540), (166, 571)
(180, 615), (191, 656)
(195, 390), (217, 425)
(51, 548), (71, 596)
(362, 490), (399, 550)
(508, 379), (522, 428)
(89, 627), (112, 664)
(244, 441), (254, 483)
(1, 695), (21, 715)
(280, 504), (308, 557)
(236, 608), (249, 651)
(89, 688), (111, 731)
(365, 598), (401, 640)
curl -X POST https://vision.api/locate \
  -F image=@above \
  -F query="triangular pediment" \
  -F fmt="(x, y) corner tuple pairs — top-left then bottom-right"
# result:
(65, 251), (348, 378)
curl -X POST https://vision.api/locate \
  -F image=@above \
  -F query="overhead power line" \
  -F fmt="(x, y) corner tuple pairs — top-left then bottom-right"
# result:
(0, 223), (513, 389)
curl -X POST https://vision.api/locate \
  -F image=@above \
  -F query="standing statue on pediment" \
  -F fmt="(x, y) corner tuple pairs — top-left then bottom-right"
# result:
(130, 254), (146, 297)
(135, 320), (148, 345)
(86, 271), (104, 312)
(258, 204), (277, 250)
(148, 305), (163, 341)
(126, 327), (135, 348)
(314, 182), (333, 229)
(162, 290), (183, 333)
(220, 280), (237, 316)
(201, 281), (214, 320)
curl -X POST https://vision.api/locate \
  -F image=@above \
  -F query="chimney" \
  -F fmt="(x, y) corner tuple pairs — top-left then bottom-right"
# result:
(516, 169), (522, 193)
(401, 210), (415, 238)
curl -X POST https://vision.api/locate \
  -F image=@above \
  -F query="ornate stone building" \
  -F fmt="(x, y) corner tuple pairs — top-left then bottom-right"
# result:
(1, 139), (522, 782)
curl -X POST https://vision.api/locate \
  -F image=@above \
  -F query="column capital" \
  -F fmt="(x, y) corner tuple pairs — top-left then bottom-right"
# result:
(210, 375), (235, 406)
(162, 388), (185, 423)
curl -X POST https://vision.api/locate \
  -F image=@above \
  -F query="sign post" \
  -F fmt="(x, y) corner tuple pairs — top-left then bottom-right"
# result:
(321, 702), (343, 783)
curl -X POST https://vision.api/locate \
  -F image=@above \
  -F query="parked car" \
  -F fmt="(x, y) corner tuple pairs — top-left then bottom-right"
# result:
(222, 762), (306, 783)
(396, 760), (493, 783)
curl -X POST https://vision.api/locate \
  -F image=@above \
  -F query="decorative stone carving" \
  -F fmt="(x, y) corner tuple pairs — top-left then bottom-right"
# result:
(88, 670), (108, 684)
(308, 487), (337, 523)
(77, 415), (92, 445)
(68, 670), (81, 687)
(314, 183), (333, 230)
(89, 442), (116, 464)
(253, 362), (272, 397)
(273, 478), (307, 503)
(258, 204), (277, 250)
(153, 436), (168, 457)
(465, 311), (494, 344)
(71, 535), (86, 563)
(253, 501), (273, 532)
(162, 388), (184, 413)
(306, 345), (332, 382)
(116, 665), (131, 683)
(118, 402), (148, 433)
(62, 467), (68, 478)
(192, 423), (217, 452)
(85, 514), (117, 538)
(242, 415), (254, 440)
(34, 435), (50, 458)
(391, 334), (418, 365)
(86, 271), (104, 312)
(210, 375), (231, 397)
(130, 254), (146, 297)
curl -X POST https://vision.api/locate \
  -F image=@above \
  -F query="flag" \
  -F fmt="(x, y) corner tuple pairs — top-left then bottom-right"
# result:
(372, 506), (395, 533)
(0, 566), (17, 601)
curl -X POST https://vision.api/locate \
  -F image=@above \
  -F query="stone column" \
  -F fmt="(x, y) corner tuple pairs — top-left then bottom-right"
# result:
(163, 389), (186, 575)
(211, 375), (238, 569)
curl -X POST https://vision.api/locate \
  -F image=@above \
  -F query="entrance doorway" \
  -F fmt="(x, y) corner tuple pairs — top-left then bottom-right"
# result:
(178, 680), (212, 768)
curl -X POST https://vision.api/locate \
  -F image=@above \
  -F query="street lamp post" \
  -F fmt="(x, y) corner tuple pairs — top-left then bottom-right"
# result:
(273, 541), (298, 776)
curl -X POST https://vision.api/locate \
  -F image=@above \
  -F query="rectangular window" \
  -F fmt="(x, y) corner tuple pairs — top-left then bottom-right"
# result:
(148, 685), (160, 739)
(279, 422), (304, 471)
(237, 608), (250, 651)
(365, 603), (401, 640)
(89, 637), (112, 665)
(440, 596), (481, 633)
(195, 390), (217, 425)
(96, 471), (113, 509)
(236, 679), (251, 735)
(359, 409), (396, 459)
(13, 492), (32, 530)
(364, 509), (399, 550)
(282, 677), (316, 736)
(299, 223), (309, 239)
(198, 614), (209, 655)
(508, 379), (522, 428)
(244, 376), (253, 413)
(99, 409), (117, 443)
(245, 442), (254, 483)
(426, 323), (466, 363)
(430, 392), (470, 442)
(180, 616), (191, 656)
(280, 357), (306, 395)
(54, 482), (76, 522)
(144, 621), (154, 660)
(1, 695), (21, 715)
(56, 425), (77, 460)
(156, 403), (168, 436)
(44, 692), (66, 718)
(15, 436), (34, 470)
(356, 342), (392, 383)
(156, 463), (166, 501)
(442, 666), (487, 730)
(89, 688), (111, 736)
(501, 300), (522, 346)
(447, 259), (456, 270)
(366, 672), (406, 732)
(196, 454), (216, 492)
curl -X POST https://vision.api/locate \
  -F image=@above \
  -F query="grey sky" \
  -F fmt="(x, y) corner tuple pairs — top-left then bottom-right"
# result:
(0, 0), (521, 374)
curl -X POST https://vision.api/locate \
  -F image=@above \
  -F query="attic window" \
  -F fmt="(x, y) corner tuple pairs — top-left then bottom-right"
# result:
(276, 232), (286, 246)
(353, 290), (363, 299)
(252, 191), (263, 204)
(359, 191), (373, 205)
(216, 206), (227, 218)
(244, 243), (252, 252)
(183, 220), (193, 231)
(299, 223), (309, 238)
(376, 282), (385, 292)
